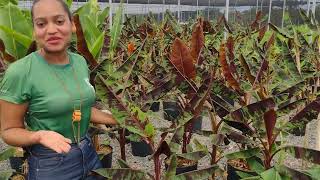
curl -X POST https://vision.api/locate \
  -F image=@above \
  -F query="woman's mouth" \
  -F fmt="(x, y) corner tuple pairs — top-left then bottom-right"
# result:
(47, 37), (62, 44)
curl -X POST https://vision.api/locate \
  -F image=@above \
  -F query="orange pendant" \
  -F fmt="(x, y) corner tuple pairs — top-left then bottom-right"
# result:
(72, 110), (81, 122)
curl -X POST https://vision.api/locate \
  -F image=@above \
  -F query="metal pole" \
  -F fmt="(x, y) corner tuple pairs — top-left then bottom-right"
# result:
(127, 0), (129, 16)
(267, 0), (272, 30)
(178, 0), (181, 22)
(109, 0), (112, 30)
(307, 0), (311, 16)
(224, 0), (229, 40)
(208, 0), (210, 20)
(162, 0), (165, 21)
(312, 0), (316, 17)
(197, 0), (199, 18)
(281, 0), (286, 28)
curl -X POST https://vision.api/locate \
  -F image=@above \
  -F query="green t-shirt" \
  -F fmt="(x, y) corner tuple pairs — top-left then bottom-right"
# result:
(0, 51), (96, 143)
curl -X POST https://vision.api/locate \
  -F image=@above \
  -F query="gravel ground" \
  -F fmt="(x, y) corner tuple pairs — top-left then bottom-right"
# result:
(0, 105), (319, 179)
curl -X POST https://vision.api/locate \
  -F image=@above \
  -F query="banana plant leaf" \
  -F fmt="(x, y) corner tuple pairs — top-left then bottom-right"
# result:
(225, 147), (261, 160)
(0, 170), (14, 180)
(0, 3), (32, 59)
(93, 168), (148, 180)
(283, 146), (320, 164)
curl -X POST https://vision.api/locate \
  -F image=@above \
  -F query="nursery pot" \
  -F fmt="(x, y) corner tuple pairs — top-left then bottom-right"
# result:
(10, 173), (26, 180)
(165, 156), (198, 175)
(131, 140), (152, 157)
(163, 101), (182, 121)
(97, 144), (113, 168)
(191, 116), (203, 132)
(227, 160), (258, 180)
(149, 101), (160, 112)
(9, 157), (24, 173)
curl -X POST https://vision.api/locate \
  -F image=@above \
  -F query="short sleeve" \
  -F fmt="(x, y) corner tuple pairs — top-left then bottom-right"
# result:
(0, 64), (31, 104)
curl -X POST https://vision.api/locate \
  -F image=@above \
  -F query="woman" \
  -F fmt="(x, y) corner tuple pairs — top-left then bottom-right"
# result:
(0, 0), (117, 179)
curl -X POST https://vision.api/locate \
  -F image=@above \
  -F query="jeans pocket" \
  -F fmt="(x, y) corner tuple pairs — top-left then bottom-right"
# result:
(37, 155), (64, 171)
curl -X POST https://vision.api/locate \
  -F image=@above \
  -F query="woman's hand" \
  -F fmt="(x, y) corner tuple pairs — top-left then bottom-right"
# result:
(36, 130), (72, 153)
(90, 107), (118, 125)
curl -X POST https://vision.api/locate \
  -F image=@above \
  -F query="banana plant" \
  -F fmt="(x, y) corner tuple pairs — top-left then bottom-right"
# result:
(0, 3), (33, 60)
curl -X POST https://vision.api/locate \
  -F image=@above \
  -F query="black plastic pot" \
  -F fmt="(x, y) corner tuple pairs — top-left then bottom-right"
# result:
(227, 164), (257, 180)
(98, 145), (113, 169)
(9, 157), (24, 173)
(192, 116), (203, 132)
(165, 159), (198, 175)
(131, 140), (152, 157)
(176, 164), (197, 174)
(149, 102), (160, 112)
(163, 101), (182, 121)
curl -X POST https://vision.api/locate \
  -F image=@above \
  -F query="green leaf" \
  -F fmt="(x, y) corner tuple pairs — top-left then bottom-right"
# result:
(247, 156), (265, 174)
(93, 168), (147, 180)
(210, 134), (226, 146)
(110, 108), (127, 125)
(64, 0), (73, 8)
(90, 32), (104, 59)
(144, 123), (155, 137)
(174, 165), (220, 180)
(0, 3), (32, 59)
(117, 159), (130, 168)
(225, 148), (261, 160)
(98, 7), (109, 27)
(0, 170), (14, 180)
(0, 0), (17, 6)
(109, 2), (123, 57)
(126, 126), (146, 138)
(164, 155), (177, 180)
(260, 167), (282, 180)
(168, 126), (184, 153)
(177, 151), (208, 162)
(0, 147), (16, 161)
(0, 25), (32, 48)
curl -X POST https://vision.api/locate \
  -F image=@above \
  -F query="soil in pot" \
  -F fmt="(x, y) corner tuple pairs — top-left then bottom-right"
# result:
(227, 159), (257, 180)
(165, 156), (198, 175)
(163, 101), (182, 122)
(97, 145), (113, 168)
(131, 140), (152, 157)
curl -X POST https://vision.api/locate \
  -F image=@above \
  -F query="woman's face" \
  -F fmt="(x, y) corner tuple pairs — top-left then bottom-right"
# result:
(32, 0), (74, 54)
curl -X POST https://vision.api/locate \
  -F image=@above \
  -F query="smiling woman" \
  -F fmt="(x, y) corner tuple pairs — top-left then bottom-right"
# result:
(0, 0), (117, 179)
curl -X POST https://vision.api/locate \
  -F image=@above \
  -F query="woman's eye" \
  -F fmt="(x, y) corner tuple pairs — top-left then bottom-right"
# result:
(36, 22), (45, 28)
(56, 20), (64, 25)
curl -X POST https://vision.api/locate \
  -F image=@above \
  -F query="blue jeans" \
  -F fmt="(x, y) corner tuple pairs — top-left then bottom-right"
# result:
(27, 135), (103, 180)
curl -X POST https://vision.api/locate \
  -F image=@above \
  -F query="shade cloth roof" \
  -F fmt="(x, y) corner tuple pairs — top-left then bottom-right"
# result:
(78, 0), (312, 7)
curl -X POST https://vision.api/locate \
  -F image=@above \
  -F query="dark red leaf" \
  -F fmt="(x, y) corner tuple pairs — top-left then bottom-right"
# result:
(73, 14), (98, 70)
(264, 109), (276, 147)
(0, 39), (15, 63)
(258, 26), (267, 42)
(284, 146), (320, 164)
(190, 22), (204, 65)
(250, 11), (262, 30)
(219, 43), (240, 92)
(226, 36), (238, 78)
(239, 54), (255, 84)
(26, 41), (37, 55)
(252, 58), (269, 87)
(170, 38), (196, 80)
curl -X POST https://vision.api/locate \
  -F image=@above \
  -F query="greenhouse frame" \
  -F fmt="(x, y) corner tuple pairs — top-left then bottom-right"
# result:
(1, 0), (320, 179)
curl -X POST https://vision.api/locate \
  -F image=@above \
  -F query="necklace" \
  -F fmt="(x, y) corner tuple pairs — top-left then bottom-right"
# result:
(41, 50), (84, 144)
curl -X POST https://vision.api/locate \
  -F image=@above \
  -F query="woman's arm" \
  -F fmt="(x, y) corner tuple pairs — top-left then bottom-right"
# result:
(0, 100), (71, 153)
(90, 107), (117, 125)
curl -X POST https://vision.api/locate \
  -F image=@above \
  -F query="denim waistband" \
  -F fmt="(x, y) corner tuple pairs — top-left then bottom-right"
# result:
(28, 134), (91, 156)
